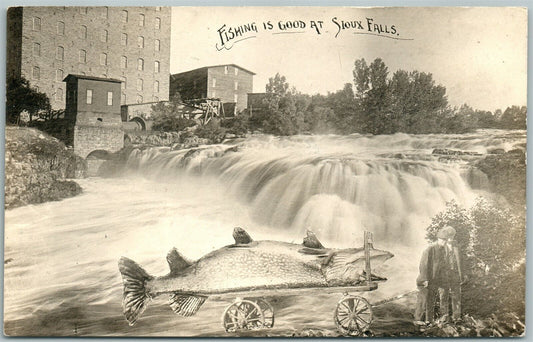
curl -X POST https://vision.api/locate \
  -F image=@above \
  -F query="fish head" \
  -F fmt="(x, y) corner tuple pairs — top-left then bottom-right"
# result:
(321, 247), (394, 285)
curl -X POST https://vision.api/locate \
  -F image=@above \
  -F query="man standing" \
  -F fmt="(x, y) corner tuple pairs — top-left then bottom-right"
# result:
(438, 226), (462, 323)
(414, 226), (462, 326)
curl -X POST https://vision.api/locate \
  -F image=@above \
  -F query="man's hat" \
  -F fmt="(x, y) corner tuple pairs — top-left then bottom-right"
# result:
(437, 226), (456, 239)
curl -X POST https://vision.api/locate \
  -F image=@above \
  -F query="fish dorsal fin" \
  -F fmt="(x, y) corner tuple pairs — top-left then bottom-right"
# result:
(233, 227), (253, 244)
(166, 248), (192, 275)
(303, 230), (325, 249)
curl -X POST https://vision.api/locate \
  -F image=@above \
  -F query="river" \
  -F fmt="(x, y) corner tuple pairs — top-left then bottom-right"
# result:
(3, 130), (525, 336)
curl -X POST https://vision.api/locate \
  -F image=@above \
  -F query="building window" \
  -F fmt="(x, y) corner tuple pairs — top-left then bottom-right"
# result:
(33, 43), (40, 56)
(153, 80), (159, 93)
(56, 46), (64, 61)
(121, 10), (128, 23)
(100, 53), (107, 66)
(33, 17), (41, 31)
(122, 93), (126, 103)
(235, 68), (239, 75)
(79, 7), (87, 14)
(79, 50), (86, 63)
(154, 39), (160, 51)
(139, 14), (145, 26)
(86, 89), (93, 104)
(234, 81), (238, 90)
(102, 7), (108, 18)
(155, 17), (161, 29)
(56, 69), (63, 82)
(107, 91), (113, 105)
(121, 56), (127, 69)
(32, 66), (40, 79)
(101, 30), (108, 42)
(137, 36), (144, 48)
(234, 94), (238, 102)
(56, 88), (63, 101)
(120, 76), (127, 90)
(57, 21), (64, 35)
(137, 79), (143, 91)
(80, 25), (87, 39)
(212, 78), (216, 87)
(224, 66), (228, 74)
(137, 58), (144, 71)
(121, 33), (128, 46)
(154, 61), (160, 73)
(136, 95), (143, 103)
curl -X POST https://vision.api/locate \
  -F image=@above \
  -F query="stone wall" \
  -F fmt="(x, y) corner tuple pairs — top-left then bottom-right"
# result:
(74, 125), (124, 159)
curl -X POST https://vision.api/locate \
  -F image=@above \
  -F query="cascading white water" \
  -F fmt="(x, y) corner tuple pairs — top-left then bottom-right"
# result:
(3, 129), (525, 336)
(125, 130), (522, 246)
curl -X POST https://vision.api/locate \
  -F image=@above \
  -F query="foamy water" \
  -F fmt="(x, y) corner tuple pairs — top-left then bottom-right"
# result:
(3, 129), (525, 336)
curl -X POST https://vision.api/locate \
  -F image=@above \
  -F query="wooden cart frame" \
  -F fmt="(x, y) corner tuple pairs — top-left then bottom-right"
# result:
(219, 231), (381, 336)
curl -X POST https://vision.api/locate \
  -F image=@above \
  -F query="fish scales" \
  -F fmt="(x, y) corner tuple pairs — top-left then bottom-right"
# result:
(150, 241), (328, 294)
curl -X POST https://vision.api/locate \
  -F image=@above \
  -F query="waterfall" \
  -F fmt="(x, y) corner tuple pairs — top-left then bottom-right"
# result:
(124, 130), (523, 246)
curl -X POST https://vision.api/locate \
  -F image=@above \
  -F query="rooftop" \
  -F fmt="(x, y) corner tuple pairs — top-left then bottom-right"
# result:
(63, 74), (122, 83)
(172, 64), (256, 76)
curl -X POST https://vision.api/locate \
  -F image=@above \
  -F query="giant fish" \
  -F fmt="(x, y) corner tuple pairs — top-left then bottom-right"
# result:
(118, 228), (394, 325)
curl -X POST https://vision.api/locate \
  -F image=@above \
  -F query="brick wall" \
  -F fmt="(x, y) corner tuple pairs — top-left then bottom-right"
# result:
(9, 6), (171, 110)
(207, 65), (253, 113)
(6, 8), (23, 80)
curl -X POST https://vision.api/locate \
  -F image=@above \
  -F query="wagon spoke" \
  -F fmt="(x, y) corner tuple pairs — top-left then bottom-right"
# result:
(341, 301), (352, 313)
(355, 315), (369, 325)
(245, 306), (258, 320)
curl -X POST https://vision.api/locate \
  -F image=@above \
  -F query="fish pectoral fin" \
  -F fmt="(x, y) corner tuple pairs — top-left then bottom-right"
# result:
(169, 293), (208, 317)
(167, 248), (192, 275)
(302, 230), (325, 249)
(233, 227), (253, 244)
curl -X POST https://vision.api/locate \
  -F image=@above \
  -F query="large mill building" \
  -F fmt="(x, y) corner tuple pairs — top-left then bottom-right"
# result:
(7, 6), (171, 110)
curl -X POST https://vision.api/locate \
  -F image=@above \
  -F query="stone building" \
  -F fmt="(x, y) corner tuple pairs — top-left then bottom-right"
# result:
(7, 6), (171, 110)
(170, 64), (255, 115)
(64, 74), (124, 161)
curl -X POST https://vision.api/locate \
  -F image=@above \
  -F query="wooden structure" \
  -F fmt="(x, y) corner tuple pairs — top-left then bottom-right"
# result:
(182, 98), (225, 124)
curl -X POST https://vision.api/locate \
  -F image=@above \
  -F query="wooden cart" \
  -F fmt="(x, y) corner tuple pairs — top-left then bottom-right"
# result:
(219, 231), (383, 336)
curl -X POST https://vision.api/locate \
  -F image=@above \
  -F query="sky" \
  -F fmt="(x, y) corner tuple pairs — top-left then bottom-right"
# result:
(170, 7), (527, 112)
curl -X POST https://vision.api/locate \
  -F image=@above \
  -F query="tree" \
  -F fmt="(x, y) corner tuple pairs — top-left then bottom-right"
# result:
(499, 105), (526, 129)
(150, 93), (196, 132)
(352, 58), (450, 134)
(6, 76), (51, 125)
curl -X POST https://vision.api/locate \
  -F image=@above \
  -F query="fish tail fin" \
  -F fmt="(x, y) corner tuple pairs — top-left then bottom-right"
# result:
(169, 293), (208, 316)
(118, 257), (154, 326)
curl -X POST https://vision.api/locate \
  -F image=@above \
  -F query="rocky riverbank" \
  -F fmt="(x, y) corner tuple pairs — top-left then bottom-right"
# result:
(5, 127), (86, 209)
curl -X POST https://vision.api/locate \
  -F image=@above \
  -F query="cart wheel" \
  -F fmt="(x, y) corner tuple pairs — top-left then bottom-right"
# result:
(252, 298), (274, 328)
(222, 299), (265, 332)
(334, 295), (373, 336)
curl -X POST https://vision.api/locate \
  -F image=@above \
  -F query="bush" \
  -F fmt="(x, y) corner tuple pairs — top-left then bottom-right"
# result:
(221, 113), (250, 135)
(195, 119), (227, 143)
(426, 199), (525, 317)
